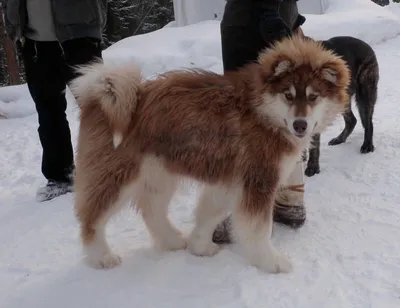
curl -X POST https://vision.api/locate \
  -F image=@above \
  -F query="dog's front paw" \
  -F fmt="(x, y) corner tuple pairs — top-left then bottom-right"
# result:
(85, 252), (122, 269)
(155, 231), (187, 252)
(360, 142), (375, 154)
(251, 250), (293, 274)
(188, 240), (221, 257)
(305, 164), (320, 177)
(187, 232), (221, 257)
(328, 137), (345, 146)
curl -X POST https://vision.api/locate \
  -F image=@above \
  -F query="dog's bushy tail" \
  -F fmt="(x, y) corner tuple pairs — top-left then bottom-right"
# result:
(69, 59), (142, 148)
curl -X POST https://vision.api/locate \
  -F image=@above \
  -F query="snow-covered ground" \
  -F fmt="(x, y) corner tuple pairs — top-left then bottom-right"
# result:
(1, 1), (400, 307)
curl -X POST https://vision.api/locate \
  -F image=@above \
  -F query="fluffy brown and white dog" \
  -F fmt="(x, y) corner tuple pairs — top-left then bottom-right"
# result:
(69, 36), (350, 274)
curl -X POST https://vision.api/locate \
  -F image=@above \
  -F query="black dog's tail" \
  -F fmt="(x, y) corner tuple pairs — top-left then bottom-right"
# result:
(355, 54), (379, 108)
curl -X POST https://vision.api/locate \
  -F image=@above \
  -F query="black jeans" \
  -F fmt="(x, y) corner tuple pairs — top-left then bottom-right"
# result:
(21, 37), (103, 183)
(220, 0), (300, 73)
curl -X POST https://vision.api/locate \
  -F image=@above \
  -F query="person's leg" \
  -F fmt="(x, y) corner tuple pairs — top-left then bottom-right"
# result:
(61, 37), (103, 85)
(219, 3), (262, 73)
(220, 1), (292, 73)
(56, 37), (102, 182)
(220, 24), (258, 73)
(278, 0), (300, 30)
(21, 38), (74, 202)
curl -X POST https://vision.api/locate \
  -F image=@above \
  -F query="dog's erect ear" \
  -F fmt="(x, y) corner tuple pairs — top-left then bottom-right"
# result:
(318, 60), (350, 87)
(261, 55), (294, 83)
(273, 58), (293, 77)
(321, 67), (338, 84)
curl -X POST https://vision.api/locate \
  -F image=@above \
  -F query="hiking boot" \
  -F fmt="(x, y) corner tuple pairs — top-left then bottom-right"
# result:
(274, 160), (306, 228)
(212, 217), (233, 244)
(273, 198), (306, 228)
(36, 180), (74, 202)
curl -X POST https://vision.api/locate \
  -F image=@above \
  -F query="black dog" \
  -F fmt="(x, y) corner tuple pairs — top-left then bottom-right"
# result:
(303, 36), (379, 177)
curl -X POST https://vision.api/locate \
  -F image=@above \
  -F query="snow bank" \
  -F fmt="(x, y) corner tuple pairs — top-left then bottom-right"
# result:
(302, 0), (400, 44)
(103, 21), (223, 78)
(0, 84), (36, 120)
(387, 1), (400, 17)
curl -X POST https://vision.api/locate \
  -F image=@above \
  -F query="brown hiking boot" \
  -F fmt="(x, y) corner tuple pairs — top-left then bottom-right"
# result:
(212, 217), (233, 244)
(273, 186), (306, 228)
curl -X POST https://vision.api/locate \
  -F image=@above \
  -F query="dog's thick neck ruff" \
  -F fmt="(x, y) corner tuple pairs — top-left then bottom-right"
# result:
(70, 35), (351, 274)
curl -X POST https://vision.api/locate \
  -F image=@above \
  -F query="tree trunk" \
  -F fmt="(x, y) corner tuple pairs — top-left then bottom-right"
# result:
(0, 4), (21, 85)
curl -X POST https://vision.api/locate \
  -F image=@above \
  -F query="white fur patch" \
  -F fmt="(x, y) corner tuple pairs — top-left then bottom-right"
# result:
(305, 86), (315, 96)
(113, 131), (123, 149)
(279, 152), (301, 186)
(288, 85), (296, 98)
(259, 94), (289, 128)
(274, 60), (292, 76)
(310, 97), (330, 133)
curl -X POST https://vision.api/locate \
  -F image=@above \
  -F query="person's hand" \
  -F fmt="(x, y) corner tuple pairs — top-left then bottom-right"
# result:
(259, 10), (292, 47)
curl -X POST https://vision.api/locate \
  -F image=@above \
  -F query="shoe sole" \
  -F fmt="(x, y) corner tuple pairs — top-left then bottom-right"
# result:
(274, 202), (306, 229)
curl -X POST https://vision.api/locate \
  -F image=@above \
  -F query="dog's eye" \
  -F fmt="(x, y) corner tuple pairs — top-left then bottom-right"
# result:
(285, 93), (294, 101)
(308, 94), (318, 102)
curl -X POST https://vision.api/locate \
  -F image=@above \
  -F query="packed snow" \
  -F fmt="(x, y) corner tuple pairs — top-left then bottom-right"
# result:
(1, 1), (400, 307)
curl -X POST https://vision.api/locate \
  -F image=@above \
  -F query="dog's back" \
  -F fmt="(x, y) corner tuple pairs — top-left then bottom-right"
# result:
(321, 36), (379, 96)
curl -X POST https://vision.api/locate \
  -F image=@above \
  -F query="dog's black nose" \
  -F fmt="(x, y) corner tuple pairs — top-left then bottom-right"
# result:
(293, 119), (307, 134)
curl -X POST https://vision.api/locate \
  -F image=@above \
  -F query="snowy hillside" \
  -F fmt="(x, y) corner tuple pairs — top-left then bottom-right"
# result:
(1, 1), (400, 308)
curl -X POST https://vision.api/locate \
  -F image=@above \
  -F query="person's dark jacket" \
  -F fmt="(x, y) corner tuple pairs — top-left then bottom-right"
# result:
(220, 0), (306, 72)
(3, 0), (108, 43)
(223, 0), (303, 29)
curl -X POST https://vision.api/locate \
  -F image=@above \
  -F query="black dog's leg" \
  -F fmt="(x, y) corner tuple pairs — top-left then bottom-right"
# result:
(328, 101), (357, 146)
(305, 133), (321, 177)
(356, 60), (378, 154)
(301, 149), (307, 162)
(357, 98), (376, 154)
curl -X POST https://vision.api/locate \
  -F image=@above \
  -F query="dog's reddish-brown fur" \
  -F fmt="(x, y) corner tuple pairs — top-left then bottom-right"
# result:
(70, 36), (350, 273)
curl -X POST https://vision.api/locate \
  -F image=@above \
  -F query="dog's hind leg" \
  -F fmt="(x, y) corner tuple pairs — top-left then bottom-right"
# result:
(137, 179), (187, 252)
(231, 171), (292, 273)
(356, 58), (378, 154)
(328, 100), (357, 146)
(305, 133), (321, 177)
(136, 158), (186, 252)
(75, 175), (140, 269)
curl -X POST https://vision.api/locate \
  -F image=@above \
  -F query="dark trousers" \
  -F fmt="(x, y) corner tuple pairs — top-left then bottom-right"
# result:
(220, 0), (300, 73)
(21, 37), (103, 183)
